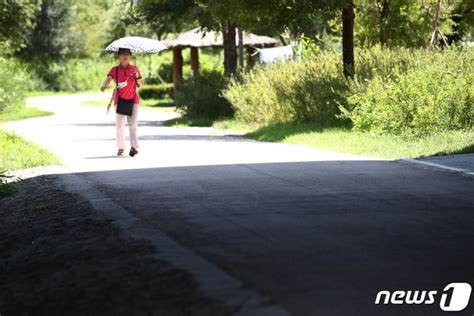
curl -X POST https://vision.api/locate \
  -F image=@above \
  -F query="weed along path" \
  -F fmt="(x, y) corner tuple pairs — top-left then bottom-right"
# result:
(3, 93), (474, 316)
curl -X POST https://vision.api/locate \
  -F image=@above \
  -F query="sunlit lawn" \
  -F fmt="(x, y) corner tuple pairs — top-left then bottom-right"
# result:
(0, 130), (59, 171)
(0, 104), (59, 197)
(210, 120), (474, 159)
(0, 106), (52, 123)
(163, 116), (213, 128)
(0, 105), (58, 175)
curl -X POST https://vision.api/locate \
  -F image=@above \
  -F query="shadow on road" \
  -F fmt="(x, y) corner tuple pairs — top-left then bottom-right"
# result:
(2, 160), (473, 316)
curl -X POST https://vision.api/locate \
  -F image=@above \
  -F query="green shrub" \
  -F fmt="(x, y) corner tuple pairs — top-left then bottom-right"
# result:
(175, 70), (233, 119)
(0, 58), (29, 113)
(0, 171), (15, 199)
(53, 58), (112, 91)
(225, 46), (473, 137)
(139, 84), (173, 100)
(156, 62), (173, 83)
(224, 53), (349, 125)
(343, 48), (474, 136)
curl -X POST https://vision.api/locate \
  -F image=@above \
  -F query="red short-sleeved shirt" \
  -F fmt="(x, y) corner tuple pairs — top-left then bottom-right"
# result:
(107, 64), (141, 105)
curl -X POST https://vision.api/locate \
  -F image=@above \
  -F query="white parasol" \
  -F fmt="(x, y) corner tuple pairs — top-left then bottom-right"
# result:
(105, 36), (167, 54)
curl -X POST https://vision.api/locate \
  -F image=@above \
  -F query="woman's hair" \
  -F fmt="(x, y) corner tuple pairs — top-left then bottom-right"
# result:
(118, 48), (132, 55)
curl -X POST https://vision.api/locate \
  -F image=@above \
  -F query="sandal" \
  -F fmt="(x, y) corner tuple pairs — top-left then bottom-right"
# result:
(117, 149), (125, 156)
(129, 147), (139, 157)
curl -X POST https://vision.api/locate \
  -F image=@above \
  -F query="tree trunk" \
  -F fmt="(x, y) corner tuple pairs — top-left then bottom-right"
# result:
(238, 28), (244, 70)
(190, 47), (199, 76)
(379, 0), (390, 47)
(172, 47), (183, 95)
(223, 20), (237, 77)
(342, 0), (355, 78)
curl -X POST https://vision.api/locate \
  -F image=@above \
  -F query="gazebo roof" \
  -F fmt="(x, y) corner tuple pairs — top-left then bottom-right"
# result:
(163, 27), (278, 48)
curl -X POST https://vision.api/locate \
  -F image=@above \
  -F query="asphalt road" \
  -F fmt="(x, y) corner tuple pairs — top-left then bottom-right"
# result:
(5, 94), (474, 316)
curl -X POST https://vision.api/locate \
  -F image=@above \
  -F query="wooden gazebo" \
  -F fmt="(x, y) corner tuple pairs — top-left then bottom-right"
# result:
(163, 27), (278, 90)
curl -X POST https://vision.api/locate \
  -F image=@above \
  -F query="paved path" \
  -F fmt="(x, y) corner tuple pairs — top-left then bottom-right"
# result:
(4, 94), (474, 316)
(412, 153), (474, 176)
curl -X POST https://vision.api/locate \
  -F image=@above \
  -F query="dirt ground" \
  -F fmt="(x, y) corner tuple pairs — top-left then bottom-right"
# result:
(0, 174), (230, 316)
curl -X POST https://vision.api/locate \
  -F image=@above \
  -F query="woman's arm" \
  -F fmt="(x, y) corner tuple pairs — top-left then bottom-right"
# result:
(135, 67), (143, 88)
(101, 76), (113, 92)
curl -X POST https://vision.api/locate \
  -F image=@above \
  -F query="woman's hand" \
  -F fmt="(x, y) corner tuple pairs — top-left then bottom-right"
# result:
(101, 77), (112, 92)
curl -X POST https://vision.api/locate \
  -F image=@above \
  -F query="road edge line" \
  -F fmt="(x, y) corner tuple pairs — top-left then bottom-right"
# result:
(401, 158), (472, 175)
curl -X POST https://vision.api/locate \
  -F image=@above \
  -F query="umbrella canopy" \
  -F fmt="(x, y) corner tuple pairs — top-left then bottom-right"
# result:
(105, 36), (167, 54)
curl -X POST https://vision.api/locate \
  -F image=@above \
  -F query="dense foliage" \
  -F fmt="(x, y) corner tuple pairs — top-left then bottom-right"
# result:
(0, 171), (15, 199)
(0, 0), (40, 55)
(344, 48), (473, 136)
(355, 0), (458, 48)
(224, 55), (347, 125)
(139, 84), (174, 100)
(17, 0), (83, 68)
(224, 47), (473, 137)
(175, 70), (233, 119)
(0, 59), (30, 113)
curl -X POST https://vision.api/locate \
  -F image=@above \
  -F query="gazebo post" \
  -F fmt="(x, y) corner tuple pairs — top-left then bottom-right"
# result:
(190, 47), (199, 76)
(172, 46), (183, 93)
(246, 46), (256, 69)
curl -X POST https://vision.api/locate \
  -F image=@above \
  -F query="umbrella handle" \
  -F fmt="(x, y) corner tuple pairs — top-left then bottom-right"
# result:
(107, 88), (116, 114)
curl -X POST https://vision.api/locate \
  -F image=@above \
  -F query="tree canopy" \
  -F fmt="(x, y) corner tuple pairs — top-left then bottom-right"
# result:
(0, 0), (471, 78)
(0, 0), (41, 55)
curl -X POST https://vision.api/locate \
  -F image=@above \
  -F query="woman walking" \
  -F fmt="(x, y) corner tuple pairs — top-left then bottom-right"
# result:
(101, 48), (142, 157)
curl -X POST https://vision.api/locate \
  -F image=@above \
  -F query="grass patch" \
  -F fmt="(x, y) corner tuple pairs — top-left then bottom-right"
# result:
(212, 119), (254, 133)
(0, 130), (59, 171)
(140, 98), (174, 108)
(0, 171), (15, 199)
(163, 116), (214, 128)
(219, 120), (474, 159)
(159, 116), (474, 159)
(162, 117), (248, 129)
(0, 104), (56, 198)
(0, 106), (52, 122)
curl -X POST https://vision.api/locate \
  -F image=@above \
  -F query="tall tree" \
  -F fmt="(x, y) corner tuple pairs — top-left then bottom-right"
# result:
(135, 0), (197, 39)
(0, 0), (41, 55)
(342, 0), (355, 78)
(135, 0), (356, 76)
(422, 0), (461, 48)
(74, 0), (115, 57)
(194, 0), (251, 76)
(356, 0), (467, 48)
(448, 0), (474, 43)
(240, 0), (356, 76)
(18, 0), (83, 67)
(221, 21), (237, 76)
